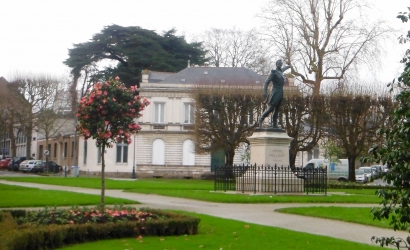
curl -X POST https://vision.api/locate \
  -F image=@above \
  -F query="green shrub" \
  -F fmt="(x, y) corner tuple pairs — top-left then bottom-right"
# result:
(0, 208), (200, 250)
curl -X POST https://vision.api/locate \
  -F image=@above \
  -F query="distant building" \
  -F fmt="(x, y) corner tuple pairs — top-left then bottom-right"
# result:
(77, 66), (300, 178)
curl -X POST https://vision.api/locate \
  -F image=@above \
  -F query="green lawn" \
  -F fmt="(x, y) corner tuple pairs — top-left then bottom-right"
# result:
(0, 177), (385, 203)
(276, 206), (393, 229)
(57, 212), (382, 250)
(0, 183), (137, 208)
(0, 178), (394, 249)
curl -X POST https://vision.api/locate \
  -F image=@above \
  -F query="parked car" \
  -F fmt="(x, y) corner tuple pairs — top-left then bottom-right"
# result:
(8, 157), (32, 171)
(355, 169), (368, 183)
(19, 160), (43, 172)
(358, 166), (374, 181)
(370, 165), (382, 179)
(0, 158), (12, 170)
(30, 161), (47, 173)
(43, 161), (63, 173)
(382, 165), (390, 175)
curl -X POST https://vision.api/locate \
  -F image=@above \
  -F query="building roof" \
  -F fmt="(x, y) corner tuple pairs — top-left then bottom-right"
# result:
(160, 67), (267, 85)
(147, 71), (175, 83)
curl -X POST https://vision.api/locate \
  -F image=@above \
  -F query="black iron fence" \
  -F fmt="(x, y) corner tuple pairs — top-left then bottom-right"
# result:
(214, 164), (327, 195)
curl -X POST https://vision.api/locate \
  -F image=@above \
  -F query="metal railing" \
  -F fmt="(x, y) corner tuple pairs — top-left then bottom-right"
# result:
(214, 164), (327, 195)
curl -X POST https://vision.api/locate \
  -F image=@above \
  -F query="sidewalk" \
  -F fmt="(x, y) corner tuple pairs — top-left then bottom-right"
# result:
(0, 179), (408, 246)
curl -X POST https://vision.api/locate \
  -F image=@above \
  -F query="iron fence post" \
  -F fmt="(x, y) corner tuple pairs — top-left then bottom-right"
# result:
(214, 165), (216, 192)
(254, 163), (256, 195)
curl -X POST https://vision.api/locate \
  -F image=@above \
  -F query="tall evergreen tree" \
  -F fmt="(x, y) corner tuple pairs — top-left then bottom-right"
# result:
(64, 25), (207, 108)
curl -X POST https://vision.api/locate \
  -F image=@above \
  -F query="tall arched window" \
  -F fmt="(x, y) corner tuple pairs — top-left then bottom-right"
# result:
(182, 140), (195, 166)
(152, 139), (165, 165)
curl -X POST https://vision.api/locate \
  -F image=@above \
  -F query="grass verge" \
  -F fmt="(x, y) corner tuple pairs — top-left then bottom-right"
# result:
(276, 206), (392, 229)
(56, 211), (382, 250)
(0, 183), (137, 207)
(0, 177), (384, 203)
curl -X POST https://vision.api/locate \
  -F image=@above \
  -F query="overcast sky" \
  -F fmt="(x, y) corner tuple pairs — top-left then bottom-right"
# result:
(0, 0), (409, 83)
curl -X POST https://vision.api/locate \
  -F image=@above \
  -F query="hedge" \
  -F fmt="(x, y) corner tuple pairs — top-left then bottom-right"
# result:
(0, 208), (200, 250)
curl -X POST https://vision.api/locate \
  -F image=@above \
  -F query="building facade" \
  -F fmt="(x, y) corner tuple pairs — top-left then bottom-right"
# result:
(76, 66), (301, 178)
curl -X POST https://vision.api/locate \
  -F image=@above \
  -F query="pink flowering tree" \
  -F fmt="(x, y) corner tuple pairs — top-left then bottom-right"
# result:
(76, 77), (149, 204)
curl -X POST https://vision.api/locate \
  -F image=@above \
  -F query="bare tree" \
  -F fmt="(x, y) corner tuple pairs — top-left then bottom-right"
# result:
(8, 74), (64, 159)
(0, 77), (30, 157)
(281, 95), (326, 167)
(325, 91), (394, 181)
(36, 100), (73, 161)
(194, 85), (264, 165)
(259, 0), (390, 95)
(200, 28), (274, 74)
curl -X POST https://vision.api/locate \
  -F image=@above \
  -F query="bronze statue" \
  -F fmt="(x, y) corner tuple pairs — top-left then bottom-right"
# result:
(258, 59), (290, 128)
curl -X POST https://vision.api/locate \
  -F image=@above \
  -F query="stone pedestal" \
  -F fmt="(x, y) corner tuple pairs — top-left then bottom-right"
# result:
(240, 128), (301, 193)
(248, 128), (293, 167)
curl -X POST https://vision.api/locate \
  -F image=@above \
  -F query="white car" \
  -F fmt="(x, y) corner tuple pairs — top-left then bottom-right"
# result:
(358, 166), (374, 180)
(355, 169), (368, 183)
(382, 165), (390, 175)
(19, 160), (43, 172)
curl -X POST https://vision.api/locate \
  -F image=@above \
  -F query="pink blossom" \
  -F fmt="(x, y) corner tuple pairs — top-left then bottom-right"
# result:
(115, 76), (120, 80)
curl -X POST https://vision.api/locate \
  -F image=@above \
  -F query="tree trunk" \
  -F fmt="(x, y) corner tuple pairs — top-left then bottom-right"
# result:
(289, 140), (298, 167)
(289, 150), (297, 168)
(225, 149), (235, 166)
(8, 124), (16, 157)
(312, 84), (321, 96)
(348, 156), (356, 182)
(101, 144), (106, 205)
(26, 123), (32, 159)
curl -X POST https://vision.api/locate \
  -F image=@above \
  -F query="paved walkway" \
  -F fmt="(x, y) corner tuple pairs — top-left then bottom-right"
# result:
(0, 179), (408, 247)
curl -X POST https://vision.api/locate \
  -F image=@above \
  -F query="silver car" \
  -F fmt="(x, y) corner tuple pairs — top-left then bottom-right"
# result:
(355, 169), (368, 183)
(358, 167), (374, 180)
(19, 160), (43, 172)
(371, 165), (382, 179)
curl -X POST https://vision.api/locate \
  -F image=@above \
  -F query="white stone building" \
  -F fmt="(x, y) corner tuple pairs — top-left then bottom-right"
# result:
(76, 66), (302, 178)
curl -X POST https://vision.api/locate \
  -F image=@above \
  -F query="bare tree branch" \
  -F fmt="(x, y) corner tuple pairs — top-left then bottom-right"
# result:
(259, 0), (391, 95)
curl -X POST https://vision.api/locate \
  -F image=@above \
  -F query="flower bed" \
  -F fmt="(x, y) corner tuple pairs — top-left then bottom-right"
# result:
(14, 206), (166, 225)
(0, 207), (200, 250)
